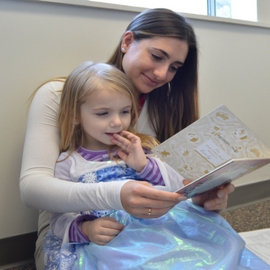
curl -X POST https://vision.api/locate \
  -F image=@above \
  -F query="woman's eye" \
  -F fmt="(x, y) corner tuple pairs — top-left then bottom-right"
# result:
(152, 54), (162, 61)
(170, 66), (178, 72)
(170, 65), (181, 73)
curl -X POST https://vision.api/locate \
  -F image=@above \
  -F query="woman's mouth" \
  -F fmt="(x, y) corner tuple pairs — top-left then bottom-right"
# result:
(142, 74), (159, 87)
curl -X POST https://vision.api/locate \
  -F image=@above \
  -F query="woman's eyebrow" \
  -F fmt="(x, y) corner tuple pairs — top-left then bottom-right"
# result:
(153, 48), (184, 65)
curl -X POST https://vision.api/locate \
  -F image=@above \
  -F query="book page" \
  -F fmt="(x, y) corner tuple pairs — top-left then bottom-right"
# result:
(239, 228), (270, 265)
(175, 158), (270, 198)
(153, 105), (270, 180)
(195, 139), (231, 167)
(152, 105), (270, 197)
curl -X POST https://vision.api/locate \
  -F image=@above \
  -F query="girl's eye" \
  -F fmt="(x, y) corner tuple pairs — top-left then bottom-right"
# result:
(97, 112), (108, 116)
(122, 110), (131, 114)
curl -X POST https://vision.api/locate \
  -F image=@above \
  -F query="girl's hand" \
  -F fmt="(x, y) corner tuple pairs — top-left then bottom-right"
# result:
(120, 181), (186, 218)
(183, 180), (235, 212)
(111, 130), (147, 172)
(81, 216), (124, 245)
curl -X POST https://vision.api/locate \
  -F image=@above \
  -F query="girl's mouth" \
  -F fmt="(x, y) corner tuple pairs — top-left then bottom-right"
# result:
(106, 132), (121, 139)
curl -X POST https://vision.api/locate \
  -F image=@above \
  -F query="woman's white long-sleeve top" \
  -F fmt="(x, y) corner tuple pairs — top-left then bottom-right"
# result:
(20, 81), (184, 213)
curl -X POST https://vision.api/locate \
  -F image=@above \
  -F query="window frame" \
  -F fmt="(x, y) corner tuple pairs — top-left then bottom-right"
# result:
(34, 0), (270, 29)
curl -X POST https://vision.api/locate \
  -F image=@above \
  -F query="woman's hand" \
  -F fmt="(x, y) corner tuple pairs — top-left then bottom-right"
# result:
(183, 180), (235, 212)
(120, 181), (186, 218)
(81, 217), (124, 245)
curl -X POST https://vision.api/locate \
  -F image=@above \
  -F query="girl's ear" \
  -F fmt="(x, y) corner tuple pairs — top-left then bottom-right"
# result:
(121, 31), (135, 52)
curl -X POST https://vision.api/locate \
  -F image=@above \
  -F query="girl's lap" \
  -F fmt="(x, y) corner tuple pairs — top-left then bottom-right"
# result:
(44, 201), (269, 270)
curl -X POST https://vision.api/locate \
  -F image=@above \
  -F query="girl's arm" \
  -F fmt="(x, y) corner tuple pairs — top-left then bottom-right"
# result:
(51, 152), (125, 245)
(136, 157), (165, 186)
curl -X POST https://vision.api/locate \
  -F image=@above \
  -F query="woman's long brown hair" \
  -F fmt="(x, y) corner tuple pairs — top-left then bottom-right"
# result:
(108, 8), (199, 142)
(30, 8), (199, 144)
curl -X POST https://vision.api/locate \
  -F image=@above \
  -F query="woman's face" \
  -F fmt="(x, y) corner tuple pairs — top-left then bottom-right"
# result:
(121, 32), (189, 95)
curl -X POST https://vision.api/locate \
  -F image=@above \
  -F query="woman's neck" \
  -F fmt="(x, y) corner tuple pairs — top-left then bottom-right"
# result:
(138, 94), (147, 113)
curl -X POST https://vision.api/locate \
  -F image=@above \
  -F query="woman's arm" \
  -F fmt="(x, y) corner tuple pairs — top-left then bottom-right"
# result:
(20, 82), (182, 214)
(137, 99), (234, 212)
(19, 82), (127, 212)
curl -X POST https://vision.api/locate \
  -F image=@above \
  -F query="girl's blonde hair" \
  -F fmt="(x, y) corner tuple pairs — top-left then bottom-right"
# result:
(59, 62), (158, 154)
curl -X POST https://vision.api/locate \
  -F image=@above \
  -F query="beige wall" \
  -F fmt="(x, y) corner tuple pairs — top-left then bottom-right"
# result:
(258, 0), (270, 23)
(1, 0), (270, 238)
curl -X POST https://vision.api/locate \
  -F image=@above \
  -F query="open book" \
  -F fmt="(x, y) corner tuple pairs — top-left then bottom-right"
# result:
(152, 105), (270, 198)
(239, 228), (270, 265)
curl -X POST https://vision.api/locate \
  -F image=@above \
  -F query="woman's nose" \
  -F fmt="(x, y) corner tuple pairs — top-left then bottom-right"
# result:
(153, 65), (168, 81)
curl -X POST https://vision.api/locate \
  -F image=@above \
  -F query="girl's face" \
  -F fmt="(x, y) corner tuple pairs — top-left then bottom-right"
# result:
(79, 87), (132, 150)
(121, 33), (189, 95)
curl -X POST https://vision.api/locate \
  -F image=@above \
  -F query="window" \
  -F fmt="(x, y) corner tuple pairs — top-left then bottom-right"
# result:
(91, 0), (257, 22)
(211, 0), (257, 21)
(90, 0), (208, 15)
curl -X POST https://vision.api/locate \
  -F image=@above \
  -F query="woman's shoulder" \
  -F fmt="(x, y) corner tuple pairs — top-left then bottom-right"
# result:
(36, 78), (65, 97)
(31, 78), (65, 108)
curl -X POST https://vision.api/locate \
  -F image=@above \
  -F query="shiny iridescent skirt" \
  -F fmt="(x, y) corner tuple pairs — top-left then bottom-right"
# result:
(44, 201), (270, 269)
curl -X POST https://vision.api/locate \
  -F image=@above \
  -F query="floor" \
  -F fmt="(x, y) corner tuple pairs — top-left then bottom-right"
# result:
(3, 264), (36, 270)
(4, 198), (270, 270)
(221, 198), (270, 233)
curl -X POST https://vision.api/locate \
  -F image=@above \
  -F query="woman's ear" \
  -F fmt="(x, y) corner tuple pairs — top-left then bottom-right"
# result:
(74, 116), (80, 125)
(121, 31), (134, 52)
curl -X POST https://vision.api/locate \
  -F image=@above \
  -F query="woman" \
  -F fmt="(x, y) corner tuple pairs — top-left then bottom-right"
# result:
(20, 8), (234, 269)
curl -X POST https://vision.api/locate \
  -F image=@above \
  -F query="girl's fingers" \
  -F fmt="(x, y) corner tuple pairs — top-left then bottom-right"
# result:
(120, 130), (134, 138)
(114, 131), (139, 144)
(100, 227), (123, 236)
(100, 217), (124, 229)
(112, 134), (130, 148)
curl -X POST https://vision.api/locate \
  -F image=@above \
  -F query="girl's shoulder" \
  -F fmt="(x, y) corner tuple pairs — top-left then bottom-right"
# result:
(56, 151), (126, 182)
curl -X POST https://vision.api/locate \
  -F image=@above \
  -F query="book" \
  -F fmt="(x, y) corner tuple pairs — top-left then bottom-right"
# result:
(152, 105), (270, 198)
(239, 228), (270, 265)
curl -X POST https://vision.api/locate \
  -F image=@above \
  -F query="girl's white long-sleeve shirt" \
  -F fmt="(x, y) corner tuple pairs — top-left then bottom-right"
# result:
(51, 149), (185, 244)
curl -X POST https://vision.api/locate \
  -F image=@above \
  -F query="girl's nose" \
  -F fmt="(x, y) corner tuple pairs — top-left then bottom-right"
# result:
(110, 115), (122, 127)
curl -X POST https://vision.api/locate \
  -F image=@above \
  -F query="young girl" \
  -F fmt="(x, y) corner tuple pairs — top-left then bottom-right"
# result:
(43, 62), (267, 270)
(44, 62), (186, 268)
